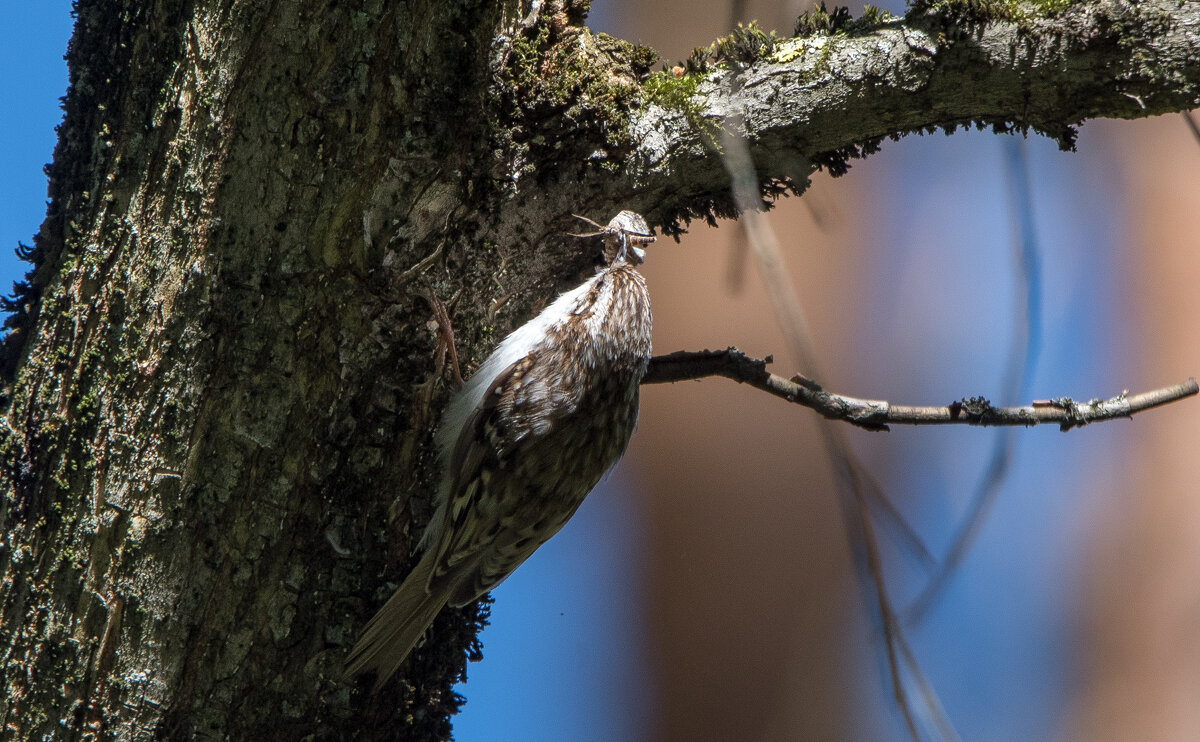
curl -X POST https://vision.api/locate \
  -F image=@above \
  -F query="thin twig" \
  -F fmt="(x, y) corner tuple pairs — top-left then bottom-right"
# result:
(394, 241), (445, 288)
(420, 289), (464, 387)
(643, 348), (1199, 431)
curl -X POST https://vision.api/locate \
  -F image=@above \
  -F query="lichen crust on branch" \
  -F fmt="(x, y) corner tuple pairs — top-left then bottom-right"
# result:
(623, 0), (1200, 234)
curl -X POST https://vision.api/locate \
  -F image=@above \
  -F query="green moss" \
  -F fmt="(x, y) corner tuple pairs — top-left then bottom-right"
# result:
(860, 5), (898, 26)
(626, 42), (658, 72)
(506, 30), (644, 116)
(642, 70), (702, 112)
(671, 22), (779, 76)
(1029, 0), (1073, 12)
(793, 3), (898, 37)
(712, 22), (779, 66)
(907, 0), (1080, 22)
(794, 3), (855, 36)
(490, 23), (653, 191)
(679, 8), (898, 78)
(811, 38), (836, 76)
(642, 69), (724, 151)
(74, 387), (100, 427)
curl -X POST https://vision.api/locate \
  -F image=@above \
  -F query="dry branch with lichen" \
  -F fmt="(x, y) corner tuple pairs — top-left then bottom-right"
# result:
(617, 0), (1200, 233)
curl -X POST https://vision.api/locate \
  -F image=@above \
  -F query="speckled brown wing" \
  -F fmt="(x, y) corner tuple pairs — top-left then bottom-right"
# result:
(432, 354), (533, 566)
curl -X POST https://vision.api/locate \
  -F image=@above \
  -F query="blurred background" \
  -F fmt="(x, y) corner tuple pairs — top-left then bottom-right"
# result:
(4, 2), (1199, 740)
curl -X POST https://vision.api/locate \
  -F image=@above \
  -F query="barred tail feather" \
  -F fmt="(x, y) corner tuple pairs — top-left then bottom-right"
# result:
(345, 547), (453, 691)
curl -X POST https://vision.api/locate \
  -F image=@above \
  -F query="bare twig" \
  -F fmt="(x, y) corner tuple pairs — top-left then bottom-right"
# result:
(394, 241), (445, 288)
(643, 348), (1199, 432)
(420, 289), (464, 387)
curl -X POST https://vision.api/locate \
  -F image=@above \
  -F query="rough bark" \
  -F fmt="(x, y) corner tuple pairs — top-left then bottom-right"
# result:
(622, 0), (1200, 232)
(0, 0), (1195, 739)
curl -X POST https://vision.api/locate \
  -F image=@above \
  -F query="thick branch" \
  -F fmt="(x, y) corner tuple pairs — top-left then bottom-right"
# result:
(643, 348), (1198, 431)
(623, 0), (1200, 229)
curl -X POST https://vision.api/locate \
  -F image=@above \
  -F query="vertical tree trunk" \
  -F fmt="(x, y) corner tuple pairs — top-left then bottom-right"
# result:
(0, 0), (640, 737)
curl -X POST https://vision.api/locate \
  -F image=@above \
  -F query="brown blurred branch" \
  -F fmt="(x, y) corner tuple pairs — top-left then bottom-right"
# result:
(643, 348), (1199, 432)
(715, 127), (946, 739)
(1184, 110), (1200, 146)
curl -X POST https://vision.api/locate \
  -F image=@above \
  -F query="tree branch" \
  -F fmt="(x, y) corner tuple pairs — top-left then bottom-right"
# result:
(643, 348), (1199, 432)
(623, 0), (1200, 232)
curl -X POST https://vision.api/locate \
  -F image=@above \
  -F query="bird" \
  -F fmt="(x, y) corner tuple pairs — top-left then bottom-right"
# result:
(347, 210), (655, 690)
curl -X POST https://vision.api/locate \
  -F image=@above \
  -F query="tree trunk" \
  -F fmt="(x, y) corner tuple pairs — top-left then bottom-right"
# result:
(0, 0), (612, 737)
(0, 0), (1196, 738)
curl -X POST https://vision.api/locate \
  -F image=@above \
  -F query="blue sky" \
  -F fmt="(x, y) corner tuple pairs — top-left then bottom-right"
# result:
(0, 4), (74, 290)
